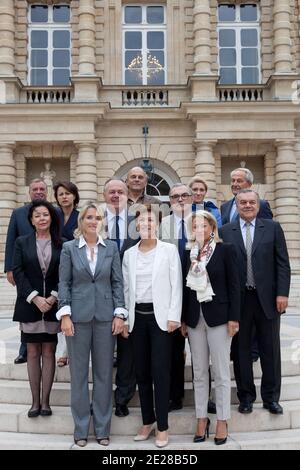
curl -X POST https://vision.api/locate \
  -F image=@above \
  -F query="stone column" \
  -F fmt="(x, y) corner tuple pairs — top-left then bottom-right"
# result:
(0, 143), (16, 268)
(275, 141), (300, 262)
(194, 140), (217, 201)
(273, 0), (292, 73)
(75, 142), (98, 204)
(193, 0), (212, 75)
(0, 0), (15, 75)
(78, 0), (96, 75)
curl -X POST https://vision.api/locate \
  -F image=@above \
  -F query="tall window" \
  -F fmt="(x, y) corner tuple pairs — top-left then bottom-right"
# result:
(123, 5), (166, 85)
(218, 4), (260, 84)
(28, 4), (71, 86)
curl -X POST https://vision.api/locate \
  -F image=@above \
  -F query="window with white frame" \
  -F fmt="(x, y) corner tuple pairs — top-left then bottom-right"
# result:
(28, 4), (71, 86)
(123, 5), (166, 85)
(218, 3), (261, 84)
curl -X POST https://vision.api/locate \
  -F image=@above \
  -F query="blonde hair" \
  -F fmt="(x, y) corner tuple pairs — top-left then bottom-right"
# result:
(188, 176), (208, 193)
(74, 204), (105, 240)
(186, 210), (222, 249)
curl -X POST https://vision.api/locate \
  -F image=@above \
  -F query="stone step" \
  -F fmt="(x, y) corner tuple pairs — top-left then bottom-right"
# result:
(0, 374), (299, 407)
(0, 402), (299, 436)
(0, 429), (300, 450)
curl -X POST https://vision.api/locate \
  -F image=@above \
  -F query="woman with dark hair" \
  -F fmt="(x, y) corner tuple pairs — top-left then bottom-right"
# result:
(12, 200), (63, 418)
(53, 182), (80, 367)
(53, 181), (80, 241)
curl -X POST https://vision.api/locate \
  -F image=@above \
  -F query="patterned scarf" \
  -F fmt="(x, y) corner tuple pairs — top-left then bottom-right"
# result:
(186, 239), (216, 303)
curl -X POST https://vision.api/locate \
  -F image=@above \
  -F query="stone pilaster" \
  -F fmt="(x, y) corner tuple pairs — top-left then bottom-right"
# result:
(273, 0), (292, 74)
(75, 141), (98, 204)
(194, 140), (217, 201)
(0, 143), (16, 268)
(275, 140), (300, 264)
(0, 0), (15, 76)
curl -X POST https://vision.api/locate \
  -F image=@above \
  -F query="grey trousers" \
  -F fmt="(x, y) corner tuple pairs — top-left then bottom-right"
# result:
(188, 314), (232, 421)
(66, 319), (115, 440)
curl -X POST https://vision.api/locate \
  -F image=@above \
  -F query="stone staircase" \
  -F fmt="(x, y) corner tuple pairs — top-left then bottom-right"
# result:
(0, 352), (299, 450)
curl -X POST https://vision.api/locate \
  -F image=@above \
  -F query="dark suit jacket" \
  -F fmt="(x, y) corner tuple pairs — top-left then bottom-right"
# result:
(56, 207), (79, 241)
(106, 212), (140, 262)
(221, 198), (273, 225)
(182, 243), (241, 328)
(13, 233), (62, 323)
(220, 219), (291, 319)
(4, 204), (34, 273)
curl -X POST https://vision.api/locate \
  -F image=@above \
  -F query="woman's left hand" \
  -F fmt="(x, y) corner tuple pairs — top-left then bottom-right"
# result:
(167, 321), (180, 333)
(228, 321), (239, 338)
(112, 318), (124, 336)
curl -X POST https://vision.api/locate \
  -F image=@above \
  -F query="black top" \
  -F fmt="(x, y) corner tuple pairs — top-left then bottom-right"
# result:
(12, 233), (63, 323)
(56, 207), (79, 241)
(182, 242), (241, 328)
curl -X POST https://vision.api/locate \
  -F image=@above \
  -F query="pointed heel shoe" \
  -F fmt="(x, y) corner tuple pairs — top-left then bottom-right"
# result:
(193, 418), (210, 443)
(214, 423), (228, 446)
(134, 424), (156, 442)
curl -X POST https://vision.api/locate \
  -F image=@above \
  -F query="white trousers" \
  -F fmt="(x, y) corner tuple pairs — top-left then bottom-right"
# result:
(188, 313), (232, 421)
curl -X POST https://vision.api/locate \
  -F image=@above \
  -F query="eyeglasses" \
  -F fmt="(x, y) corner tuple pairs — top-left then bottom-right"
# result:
(170, 193), (191, 201)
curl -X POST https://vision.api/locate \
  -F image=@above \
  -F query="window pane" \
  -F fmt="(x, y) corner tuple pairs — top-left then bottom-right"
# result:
(242, 49), (258, 66)
(125, 32), (142, 49)
(31, 69), (48, 86)
(31, 50), (48, 67)
(218, 5), (236, 22)
(53, 31), (70, 48)
(31, 5), (48, 23)
(219, 68), (237, 84)
(148, 51), (165, 68)
(31, 31), (48, 48)
(242, 67), (259, 84)
(240, 4), (257, 22)
(53, 69), (70, 85)
(125, 6), (142, 24)
(125, 51), (142, 68)
(53, 50), (70, 67)
(125, 69), (143, 85)
(241, 29), (258, 47)
(147, 70), (165, 85)
(219, 29), (236, 47)
(219, 49), (236, 66)
(147, 6), (164, 24)
(147, 32), (164, 49)
(53, 5), (70, 23)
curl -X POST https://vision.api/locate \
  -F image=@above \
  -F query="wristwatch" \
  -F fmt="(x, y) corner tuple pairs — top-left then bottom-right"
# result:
(115, 314), (126, 321)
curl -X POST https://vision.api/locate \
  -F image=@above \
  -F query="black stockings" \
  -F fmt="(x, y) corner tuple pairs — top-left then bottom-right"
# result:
(27, 343), (56, 411)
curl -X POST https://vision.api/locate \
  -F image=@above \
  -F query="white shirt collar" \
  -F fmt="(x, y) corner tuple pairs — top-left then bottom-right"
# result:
(78, 235), (106, 249)
(240, 218), (256, 229)
(174, 213), (189, 226)
(106, 207), (126, 222)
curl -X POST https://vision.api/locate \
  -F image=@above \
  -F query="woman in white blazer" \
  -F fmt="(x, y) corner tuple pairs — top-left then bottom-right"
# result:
(122, 205), (182, 448)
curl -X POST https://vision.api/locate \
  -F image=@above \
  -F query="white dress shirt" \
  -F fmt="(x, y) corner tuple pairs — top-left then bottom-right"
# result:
(135, 248), (156, 304)
(106, 208), (126, 249)
(240, 218), (256, 247)
(174, 213), (188, 239)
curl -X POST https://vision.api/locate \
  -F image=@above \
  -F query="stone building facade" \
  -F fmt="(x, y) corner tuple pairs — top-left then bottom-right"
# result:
(0, 0), (300, 305)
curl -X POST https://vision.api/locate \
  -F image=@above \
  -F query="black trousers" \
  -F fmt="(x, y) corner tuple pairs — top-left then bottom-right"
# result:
(131, 313), (172, 432)
(114, 335), (136, 406)
(170, 328), (185, 403)
(233, 290), (281, 404)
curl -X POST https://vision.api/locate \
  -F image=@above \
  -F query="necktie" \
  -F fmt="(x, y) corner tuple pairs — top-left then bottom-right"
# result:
(178, 219), (187, 264)
(112, 215), (121, 252)
(246, 222), (255, 288)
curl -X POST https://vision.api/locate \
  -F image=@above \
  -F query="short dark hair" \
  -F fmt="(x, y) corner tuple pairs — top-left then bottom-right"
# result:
(28, 200), (62, 248)
(135, 204), (163, 225)
(53, 181), (80, 208)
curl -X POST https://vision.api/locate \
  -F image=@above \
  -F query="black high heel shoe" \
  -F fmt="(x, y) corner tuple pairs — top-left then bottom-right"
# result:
(214, 423), (228, 446)
(193, 418), (210, 443)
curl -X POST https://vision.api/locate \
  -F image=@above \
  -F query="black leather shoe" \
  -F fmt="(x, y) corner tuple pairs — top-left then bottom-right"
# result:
(28, 407), (40, 418)
(238, 403), (253, 414)
(40, 408), (52, 417)
(168, 400), (183, 412)
(214, 424), (228, 446)
(207, 400), (217, 414)
(115, 404), (129, 417)
(14, 355), (27, 365)
(263, 402), (283, 415)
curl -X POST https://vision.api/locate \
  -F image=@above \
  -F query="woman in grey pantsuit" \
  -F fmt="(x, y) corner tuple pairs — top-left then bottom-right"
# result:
(182, 211), (240, 446)
(57, 204), (127, 448)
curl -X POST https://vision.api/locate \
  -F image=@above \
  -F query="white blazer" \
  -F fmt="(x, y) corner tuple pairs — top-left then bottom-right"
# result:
(122, 240), (183, 332)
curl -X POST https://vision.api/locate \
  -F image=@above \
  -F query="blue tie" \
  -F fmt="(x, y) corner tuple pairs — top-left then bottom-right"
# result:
(178, 219), (187, 263)
(113, 215), (121, 252)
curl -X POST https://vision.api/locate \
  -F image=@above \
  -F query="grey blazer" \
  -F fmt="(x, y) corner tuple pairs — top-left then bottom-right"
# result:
(58, 238), (125, 322)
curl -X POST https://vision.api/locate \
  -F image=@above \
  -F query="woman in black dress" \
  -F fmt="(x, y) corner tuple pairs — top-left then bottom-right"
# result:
(13, 200), (63, 418)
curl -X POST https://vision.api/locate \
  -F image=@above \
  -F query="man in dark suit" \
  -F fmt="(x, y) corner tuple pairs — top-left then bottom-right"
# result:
(104, 178), (140, 418)
(220, 189), (290, 416)
(221, 168), (273, 225)
(5, 179), (48, 364)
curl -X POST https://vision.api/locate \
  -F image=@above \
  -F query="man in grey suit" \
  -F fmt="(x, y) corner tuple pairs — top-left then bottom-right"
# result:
(4, 179), (48, 364)
(104, 179), (140, 418)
